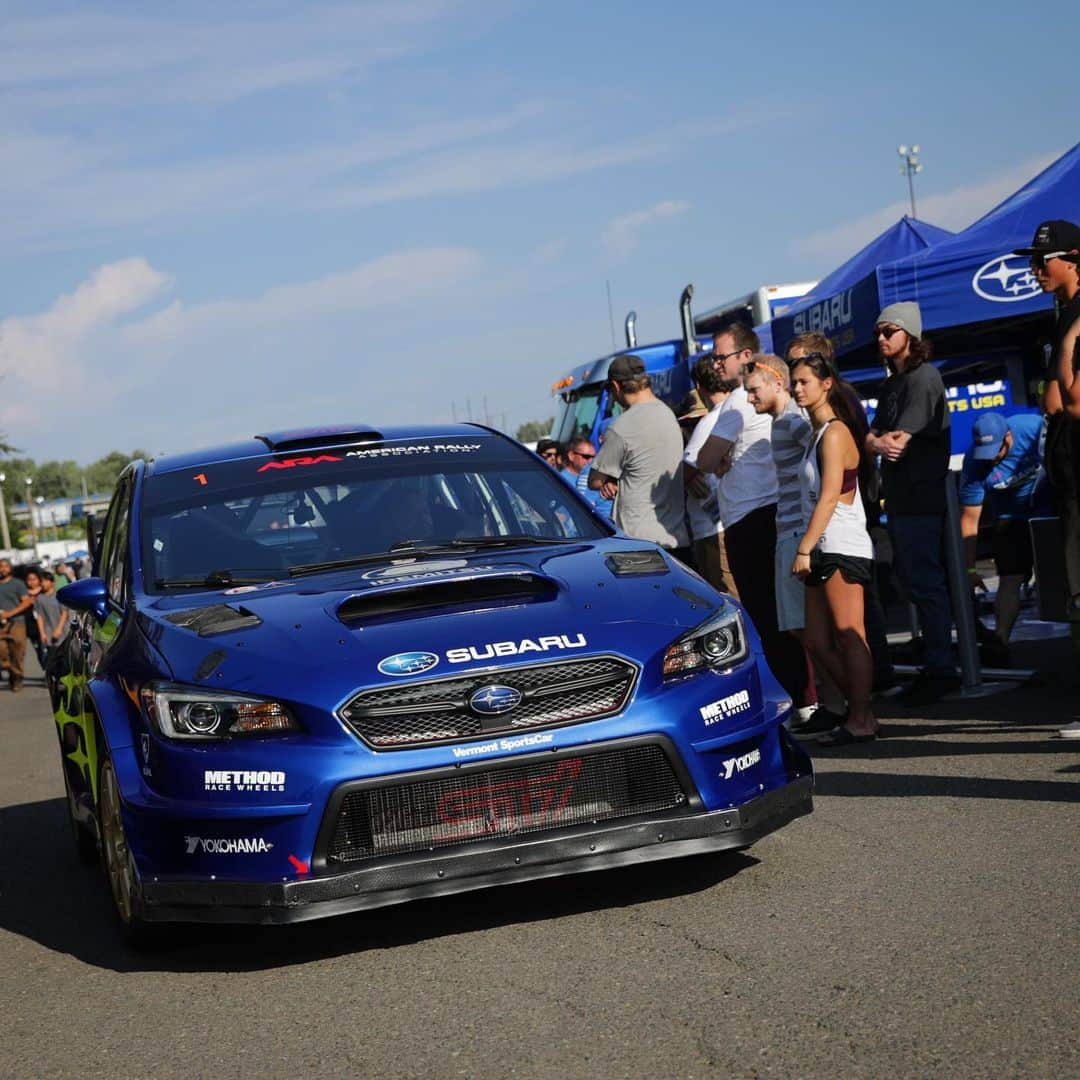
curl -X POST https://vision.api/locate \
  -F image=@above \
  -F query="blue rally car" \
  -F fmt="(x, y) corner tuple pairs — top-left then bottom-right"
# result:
(55, 424), (812, 939)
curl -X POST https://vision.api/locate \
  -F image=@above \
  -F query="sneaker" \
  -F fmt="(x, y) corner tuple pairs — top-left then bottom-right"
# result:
(791, 706), (847, 738)
(1058, 721), (1080, 739)
(898, 671), (961, 706)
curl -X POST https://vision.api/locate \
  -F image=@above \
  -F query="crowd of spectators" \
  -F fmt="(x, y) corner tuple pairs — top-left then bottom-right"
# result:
(0, 555), (83, 692)
(536, 220), (1080, 742)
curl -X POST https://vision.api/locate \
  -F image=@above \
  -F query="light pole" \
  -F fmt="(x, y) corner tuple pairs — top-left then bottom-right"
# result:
(25, 477), (38, 559)
(0, 472), (10, 551)
(897, 144), (923, 219)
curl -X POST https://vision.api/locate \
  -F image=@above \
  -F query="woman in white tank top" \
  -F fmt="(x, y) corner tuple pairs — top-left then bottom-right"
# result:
(789, 354), (878, 744)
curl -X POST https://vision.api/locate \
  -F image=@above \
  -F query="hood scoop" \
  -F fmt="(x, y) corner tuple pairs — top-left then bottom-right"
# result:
(164, 604), (262, 636)
(337, 572), (555, 625)
(605, 549), (670, 576)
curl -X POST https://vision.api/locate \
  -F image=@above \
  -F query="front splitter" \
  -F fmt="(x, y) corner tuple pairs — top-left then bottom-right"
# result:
(139, 775), (813, 924)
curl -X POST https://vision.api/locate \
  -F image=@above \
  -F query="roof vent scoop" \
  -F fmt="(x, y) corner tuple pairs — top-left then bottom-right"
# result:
(255, 425), (383, 452)
(624, 311), (638, 348)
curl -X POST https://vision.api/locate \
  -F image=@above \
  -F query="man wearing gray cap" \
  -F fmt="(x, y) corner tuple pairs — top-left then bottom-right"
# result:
(867, 302), (959, 704)
(589, 354), (691, 560)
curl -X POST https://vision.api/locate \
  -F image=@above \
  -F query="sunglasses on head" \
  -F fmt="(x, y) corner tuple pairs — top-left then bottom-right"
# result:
(1030, 251), (1068, 271)
(786, 350), (825, 366)
(874, 325), (903, 340)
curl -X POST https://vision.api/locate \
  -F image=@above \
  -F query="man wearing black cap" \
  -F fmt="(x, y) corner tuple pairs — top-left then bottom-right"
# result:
(1015, 220), (1080, 733)
(589, 354), (690, 559)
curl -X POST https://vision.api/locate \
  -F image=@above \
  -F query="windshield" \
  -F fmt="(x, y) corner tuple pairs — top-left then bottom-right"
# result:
(552, 384), (605, 444)
(140, 436), (609, 591)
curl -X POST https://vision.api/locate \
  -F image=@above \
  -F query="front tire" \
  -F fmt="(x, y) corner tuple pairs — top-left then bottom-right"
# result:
(98, 749), (164, 949)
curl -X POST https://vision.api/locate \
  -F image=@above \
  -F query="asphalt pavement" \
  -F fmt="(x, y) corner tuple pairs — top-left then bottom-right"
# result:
(1, 641), (1077, 1080)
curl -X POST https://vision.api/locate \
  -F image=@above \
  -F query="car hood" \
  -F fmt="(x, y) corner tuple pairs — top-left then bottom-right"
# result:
(136, 540), (730, 708)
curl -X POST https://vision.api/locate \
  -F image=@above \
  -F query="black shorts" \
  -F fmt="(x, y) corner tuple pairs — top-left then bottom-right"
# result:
(991, 518), (1034, 578)
(805, 550), (874, 588)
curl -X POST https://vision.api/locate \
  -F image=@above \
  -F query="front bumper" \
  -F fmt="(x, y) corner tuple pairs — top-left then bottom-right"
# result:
(138, 774), (813, 924)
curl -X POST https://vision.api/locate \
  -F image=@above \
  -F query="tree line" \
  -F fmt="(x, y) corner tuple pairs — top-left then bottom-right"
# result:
(0, 450), (147, 507)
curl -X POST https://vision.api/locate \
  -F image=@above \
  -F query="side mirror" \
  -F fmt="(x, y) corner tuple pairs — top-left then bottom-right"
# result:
(58, 577), (109, 623)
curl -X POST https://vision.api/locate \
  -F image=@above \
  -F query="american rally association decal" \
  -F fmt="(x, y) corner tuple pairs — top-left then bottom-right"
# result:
(699, 689), (751, 726)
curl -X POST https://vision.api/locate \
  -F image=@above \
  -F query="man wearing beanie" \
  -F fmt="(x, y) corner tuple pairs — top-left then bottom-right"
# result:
(1016, 220), (1080, 736)
(867, 301), (959, 705)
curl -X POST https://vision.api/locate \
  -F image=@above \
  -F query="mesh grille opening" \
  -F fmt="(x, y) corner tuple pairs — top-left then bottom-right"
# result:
(340, 656), (637, 749)
(326, 744), (687, 864)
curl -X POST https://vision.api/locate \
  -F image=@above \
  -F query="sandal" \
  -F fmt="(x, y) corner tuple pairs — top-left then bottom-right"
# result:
(817, 725), (877, 746)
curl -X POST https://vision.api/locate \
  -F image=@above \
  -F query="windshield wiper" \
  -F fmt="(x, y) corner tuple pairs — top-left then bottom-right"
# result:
(154, 570), (275, 589)
(287, 536), (574, 579)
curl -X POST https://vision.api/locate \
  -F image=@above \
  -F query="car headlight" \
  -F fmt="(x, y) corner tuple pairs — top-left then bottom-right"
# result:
(141, 683), (300, 740)
(662, 605), (748, 678)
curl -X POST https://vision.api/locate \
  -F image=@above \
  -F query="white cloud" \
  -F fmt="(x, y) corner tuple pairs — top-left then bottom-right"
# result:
(0, 3), (458, 106)
(0, 248), (483, 457)
(0, 258), (171, 430)
(602, 200), (692, 258)
(793, 152), (1062, 264)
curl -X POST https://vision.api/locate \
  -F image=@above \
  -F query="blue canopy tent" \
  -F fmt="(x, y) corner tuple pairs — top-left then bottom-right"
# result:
(770, 217), (953, 358)
(878, 143), (1080, 333)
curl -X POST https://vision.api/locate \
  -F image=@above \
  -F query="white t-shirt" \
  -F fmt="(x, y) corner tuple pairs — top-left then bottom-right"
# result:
(683, 403), (724, 540)
(705, 386), (778, 529)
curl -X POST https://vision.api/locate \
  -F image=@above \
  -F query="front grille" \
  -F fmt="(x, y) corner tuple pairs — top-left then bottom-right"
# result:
(340, 656), (638, 749)
(325, 744), (688, 864)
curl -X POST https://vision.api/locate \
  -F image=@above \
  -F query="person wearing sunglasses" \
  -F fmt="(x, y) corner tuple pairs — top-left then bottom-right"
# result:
(1015, 220), (1080, 736)
(559, 436), (608, 512)
(535, 439), (562, 468)
(697, 324), (808, 712)
(866, 301), (959, 706)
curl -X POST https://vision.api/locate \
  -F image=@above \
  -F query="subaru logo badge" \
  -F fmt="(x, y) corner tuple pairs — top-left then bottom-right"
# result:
(469, 685), (523, 716)
(377, 651), (440, 677)
(972, 254), (1042, 303)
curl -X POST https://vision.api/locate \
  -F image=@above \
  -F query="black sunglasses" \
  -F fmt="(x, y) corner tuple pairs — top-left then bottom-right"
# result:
(1030, 251), (1068, 271)
(786, 351), (825, 366)
(874, 326), (903, 340)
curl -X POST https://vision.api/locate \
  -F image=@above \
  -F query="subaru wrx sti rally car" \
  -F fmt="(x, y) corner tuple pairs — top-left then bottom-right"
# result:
(55, 424), (812, 938)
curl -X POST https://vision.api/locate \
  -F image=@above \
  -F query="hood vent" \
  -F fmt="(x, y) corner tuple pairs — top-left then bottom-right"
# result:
(337, 573), (555, 625)
(164, 605), (261, 636)
(605, 550), (670, 576)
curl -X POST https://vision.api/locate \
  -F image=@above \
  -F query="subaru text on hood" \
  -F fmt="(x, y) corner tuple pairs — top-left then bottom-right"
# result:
(54, 423), (812, 941)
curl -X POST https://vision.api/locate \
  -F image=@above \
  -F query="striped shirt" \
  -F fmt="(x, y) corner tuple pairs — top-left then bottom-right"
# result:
(771, 399), (812, 534)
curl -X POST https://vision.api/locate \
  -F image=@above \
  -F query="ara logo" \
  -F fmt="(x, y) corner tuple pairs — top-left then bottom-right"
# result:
(378, 651), (440, 676)
(972, 255), (1042, 303)
(469, 685), (522, 717)
(257, 454), (342, 473)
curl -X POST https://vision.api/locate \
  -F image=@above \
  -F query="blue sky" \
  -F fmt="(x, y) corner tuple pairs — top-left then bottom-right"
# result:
(0, 0), (1070, 463)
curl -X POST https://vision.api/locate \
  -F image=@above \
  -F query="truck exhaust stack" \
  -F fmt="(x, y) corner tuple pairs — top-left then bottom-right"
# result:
(680, 285), (699, 356)
(624, 311), (637, 348)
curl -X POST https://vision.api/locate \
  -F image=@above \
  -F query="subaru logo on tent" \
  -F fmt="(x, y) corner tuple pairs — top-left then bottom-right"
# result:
(972, 255), (1042, 303)
(377, 651), (439, 677)
(469, 685), (523, 716)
